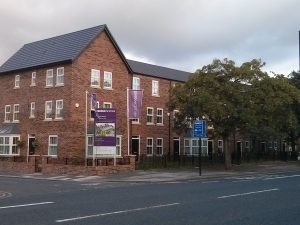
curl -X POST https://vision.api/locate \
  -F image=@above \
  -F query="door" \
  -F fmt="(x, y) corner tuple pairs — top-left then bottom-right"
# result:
(173, 138), (180, 160)
(131, 136), (140, 160)
(208, 140), (213, 160)
(29, 137), (36, 155)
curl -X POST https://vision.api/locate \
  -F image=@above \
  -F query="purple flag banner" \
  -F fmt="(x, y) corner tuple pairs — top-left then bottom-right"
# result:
(128, 90), (143, 119)
(91, 93), (97, 110)
(94, 109), (116, 147)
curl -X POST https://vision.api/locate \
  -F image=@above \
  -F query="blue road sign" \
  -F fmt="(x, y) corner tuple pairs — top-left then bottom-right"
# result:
(194, 119), (206, 138)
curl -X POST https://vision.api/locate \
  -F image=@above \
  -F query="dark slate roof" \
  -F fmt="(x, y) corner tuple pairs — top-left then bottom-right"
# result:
(127, 59), (191, 82)
(0, 25), (130, 74)
(0, 124), (20, 135)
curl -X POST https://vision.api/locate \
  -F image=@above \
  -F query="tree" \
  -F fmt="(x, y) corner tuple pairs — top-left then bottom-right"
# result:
(169, 59), (300, 169)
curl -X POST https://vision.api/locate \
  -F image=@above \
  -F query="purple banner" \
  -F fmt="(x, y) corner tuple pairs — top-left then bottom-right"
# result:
(128, 90), (143, 119)
(94, 109), (116, 146)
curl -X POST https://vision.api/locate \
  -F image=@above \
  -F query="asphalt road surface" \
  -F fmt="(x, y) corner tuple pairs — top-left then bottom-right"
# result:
(0, 171), (299, 225)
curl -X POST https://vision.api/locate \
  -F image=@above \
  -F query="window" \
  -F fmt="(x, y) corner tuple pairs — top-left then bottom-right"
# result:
(218, 140), (223, 153)
(13, 104), (20, 122)
(30, 102), (35, 118)
(15, 75), (20, 88)
(55, 100), (63, 119)
(103, 102), (112, 108)
(48, 135), (58, 156)
(184, 139), (190, 155)
(87, 135), (93, 156)
(192, 139), (199, 155)
(56, 67), (64, 86)
(103, 71), (112, 89)
(116, 136), (122, 156)
(4, 105), (11, 122)
(131, 118), (140, 124)
(152, 80), (159, 96)
(46, 69), (53, 87)
(31, 72), (36, 86)
(156, 138), (163, 156)
(156, 108), (163, 125)
(245, 141), (250, 151)
(132, 77), (140, 90)
(202, 139), (208, 156)
(146, 138), (153, 155)
(45, 101), (52, 119)
(91, 69), (100, 87)
(147, 107), (154, 124)
(0, 136), (20, 155)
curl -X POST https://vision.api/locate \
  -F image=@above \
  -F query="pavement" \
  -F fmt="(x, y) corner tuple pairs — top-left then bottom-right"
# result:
(0, 161), (299, 183)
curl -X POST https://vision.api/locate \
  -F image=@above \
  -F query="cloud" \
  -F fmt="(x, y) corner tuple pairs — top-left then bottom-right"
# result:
(0, 0), (299, 75)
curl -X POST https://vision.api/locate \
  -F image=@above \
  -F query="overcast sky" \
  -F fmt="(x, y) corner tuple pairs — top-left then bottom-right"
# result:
(0, 0), (299, 74)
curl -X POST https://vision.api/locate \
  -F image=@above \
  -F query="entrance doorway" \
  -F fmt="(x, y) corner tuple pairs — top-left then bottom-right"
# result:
(131, 136), (140, 160)
(208, 140), (213, 160)
(28, 135), (36, 155)
(173, 137), (180, 160)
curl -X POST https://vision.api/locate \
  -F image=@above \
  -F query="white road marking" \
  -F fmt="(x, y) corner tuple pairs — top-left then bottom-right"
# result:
(202, 180), (220, 184)
(80, 183), (101, 186)
(218, 188), (279, 199)
(0, 202), (54, 210)
(263, 174), (300, 180)
(73, 176), (99, 181)
(56, 202), (180, 223)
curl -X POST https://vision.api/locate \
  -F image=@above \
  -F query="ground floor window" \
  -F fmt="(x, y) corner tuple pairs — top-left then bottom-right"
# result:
(0, 136), (20, 155)
(146, 137), (153, 156)
(48, 135), (58, 156)
(156, 138), (163, 156)
(116, 135), (122, 156)
(184, 138), (208, 156)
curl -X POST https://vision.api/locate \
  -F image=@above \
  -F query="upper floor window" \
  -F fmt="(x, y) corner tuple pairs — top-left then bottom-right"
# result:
(103, 102), (112, 108)
(103, 71), (112, 89)
(156, 108), (163, 125)
(91, 69), (100, 87)
(46, 69), (54, 87)
(55, 100), (63, 119)
(31, 72), (36, 86)
(152, 80), (159, 96)
(13, 104), (20, 122)
(30, 102), (35, 118)
(15, 75), (20, 88)
(132, 77), (140, 90)
(45, 101), (52, 120)
(48, 135), (58, 156)
(147, 107), (154, 124)
(56, 67), (64, 86)
(4, 105), (11, 122)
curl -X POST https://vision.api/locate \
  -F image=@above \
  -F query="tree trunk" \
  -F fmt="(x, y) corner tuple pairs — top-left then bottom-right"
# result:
(224, 137), (232, 170)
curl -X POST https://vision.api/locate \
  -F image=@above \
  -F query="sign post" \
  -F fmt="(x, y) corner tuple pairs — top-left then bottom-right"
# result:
(194, 119), (206, 176)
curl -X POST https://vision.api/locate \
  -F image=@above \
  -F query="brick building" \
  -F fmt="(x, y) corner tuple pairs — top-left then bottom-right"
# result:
(0, 24), (191, 171)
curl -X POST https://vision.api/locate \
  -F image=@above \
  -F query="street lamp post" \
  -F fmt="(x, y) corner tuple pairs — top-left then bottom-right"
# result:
(167, 112), (171, 160)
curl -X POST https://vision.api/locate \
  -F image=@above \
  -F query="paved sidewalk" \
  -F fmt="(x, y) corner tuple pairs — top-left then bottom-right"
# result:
(0, 161), (299, 183)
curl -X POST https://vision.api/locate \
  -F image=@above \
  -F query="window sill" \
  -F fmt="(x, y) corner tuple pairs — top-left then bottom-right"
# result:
(3, 121), (11, 123)
(91, 85), (101, 89)
(156, 123), (164, 126)
(13, 87), (20, 89)
(12, 121), (20, 123)
(146, 123), (155, 125)
(29, 116), (35, 119)
(152, 94), (160, 97)
(103, 87), (113, 90)
(55, 84), (64, 87)
(132, 122), (141, 125)
(30, 84), (36, 87)
(54, 118), (64, 121)
(0, 154), (20, 157)
(44, 119), (53, 121)
(45, 86), (53, 88)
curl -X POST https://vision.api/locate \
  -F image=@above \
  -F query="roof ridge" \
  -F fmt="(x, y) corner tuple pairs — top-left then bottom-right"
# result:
(23, 24), (106, 46)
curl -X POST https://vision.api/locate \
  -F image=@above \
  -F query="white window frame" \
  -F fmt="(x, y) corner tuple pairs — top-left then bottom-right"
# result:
(15, 75), (20, 88)
(0, 136), (20, 155)
(116, 135), (122, 156)
(132, 76), (140, 90)
(218, 140), (223, 153)
(31, 72), (36, 86)
(103, 71), (112, 89)
(56, 67), (64, 86)
(87, 135), (94, 157)
(45, 101), (53, 120)
(30, 102), (35, 118)
(91, 69), (100, 87)
(48, 135), (58, 156)
(184, 139), (191, 155)
(184, 138), (208, 156)
(55, 100), (63, 119)
(4, 105), (11, 122)
(156, 108), (163, 125)
(146, 137), (153, 156)
(147, 107), (154, 124)
(156, 138), (163, 156)
(131, 118), (140, 124)
(152, 80), (159, 96)
(46, 69), (54, 87)
(201, 138), (208, 156)
(103, 102), (112, 108)
(13, 104), (20, 122)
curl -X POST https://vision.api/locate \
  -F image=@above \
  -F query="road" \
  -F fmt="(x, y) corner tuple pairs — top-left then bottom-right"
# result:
(0, 171), (299, 225)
